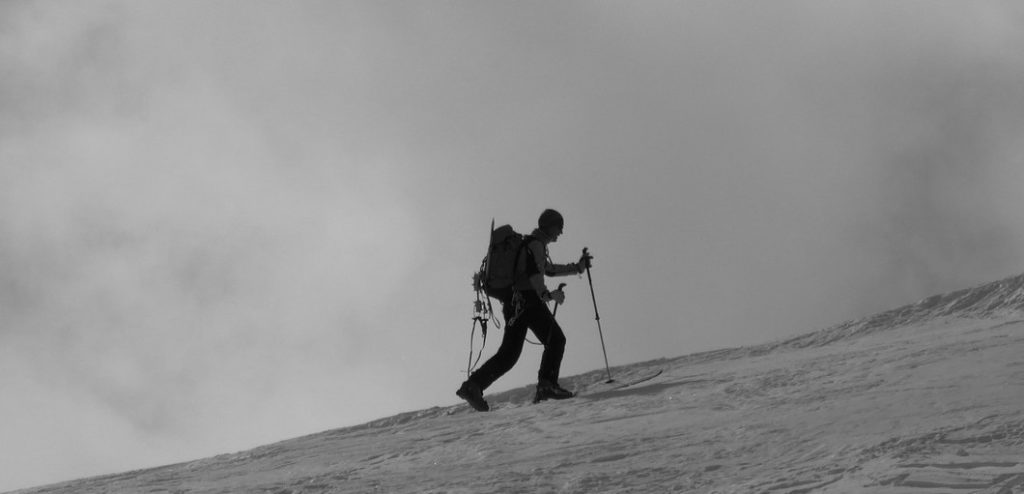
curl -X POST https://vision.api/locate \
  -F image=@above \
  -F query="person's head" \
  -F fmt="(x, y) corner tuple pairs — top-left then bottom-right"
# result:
(538, 209), (564, 242)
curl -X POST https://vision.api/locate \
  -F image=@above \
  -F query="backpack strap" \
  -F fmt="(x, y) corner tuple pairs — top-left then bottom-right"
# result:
(510, 235), (534, 286)
(514, 235), (545, 287)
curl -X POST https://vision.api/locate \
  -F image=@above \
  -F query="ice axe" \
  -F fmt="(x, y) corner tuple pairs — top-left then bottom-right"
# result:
(551, 282), (567, 318)
(543, 283), (567, 348)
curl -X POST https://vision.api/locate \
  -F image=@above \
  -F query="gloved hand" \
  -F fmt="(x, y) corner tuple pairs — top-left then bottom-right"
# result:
(550, 288), (566, 305)
(577, 251), (594, 273)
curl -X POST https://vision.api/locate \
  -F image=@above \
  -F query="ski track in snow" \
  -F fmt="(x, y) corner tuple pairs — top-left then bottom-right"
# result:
(10, 277), (1024, 494)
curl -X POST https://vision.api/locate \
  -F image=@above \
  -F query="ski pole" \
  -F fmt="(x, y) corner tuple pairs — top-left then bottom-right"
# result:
(583, 247), (613, 383)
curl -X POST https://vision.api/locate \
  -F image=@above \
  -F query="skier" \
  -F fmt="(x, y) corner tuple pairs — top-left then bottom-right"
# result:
(457, 209), (593, 411)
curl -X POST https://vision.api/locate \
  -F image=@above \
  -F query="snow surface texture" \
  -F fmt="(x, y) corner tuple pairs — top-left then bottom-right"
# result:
(11, 274), (1024, 494)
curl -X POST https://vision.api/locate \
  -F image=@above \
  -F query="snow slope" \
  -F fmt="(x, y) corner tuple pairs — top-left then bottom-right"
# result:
(11, 275), (1024, 493)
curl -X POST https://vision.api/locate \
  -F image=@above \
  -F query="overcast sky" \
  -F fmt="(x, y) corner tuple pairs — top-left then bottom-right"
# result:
(2, 1), (1024, 491)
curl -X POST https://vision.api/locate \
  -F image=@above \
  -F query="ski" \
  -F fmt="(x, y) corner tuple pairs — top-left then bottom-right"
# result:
(580, 369), (664, 396)
(532, 369), (665, 404)
(605, 369), (663, 390)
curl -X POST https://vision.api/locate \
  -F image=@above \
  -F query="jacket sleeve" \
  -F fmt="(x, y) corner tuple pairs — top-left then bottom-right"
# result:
(527, 242), (581, 296)
(545, 260), (581, 277)
(544, 248), (581, 277)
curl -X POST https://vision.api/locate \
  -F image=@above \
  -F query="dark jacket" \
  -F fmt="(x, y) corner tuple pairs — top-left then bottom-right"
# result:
(513, 228), (581, 297)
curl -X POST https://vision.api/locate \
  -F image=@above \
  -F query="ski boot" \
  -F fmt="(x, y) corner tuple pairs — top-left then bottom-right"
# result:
(533, 379), (575, 403)
(456, 380), (490, 412)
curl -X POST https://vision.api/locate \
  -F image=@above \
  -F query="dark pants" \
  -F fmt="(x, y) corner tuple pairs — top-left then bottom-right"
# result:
(469, 290), (566, 391)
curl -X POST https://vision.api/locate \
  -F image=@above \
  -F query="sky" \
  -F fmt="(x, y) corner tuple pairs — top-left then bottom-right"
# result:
(1, 1), (1023, 491)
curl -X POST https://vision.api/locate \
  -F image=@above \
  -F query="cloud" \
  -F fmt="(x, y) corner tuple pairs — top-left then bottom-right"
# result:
(0, 5), (424, 488)
(3, 1), (1024, 490)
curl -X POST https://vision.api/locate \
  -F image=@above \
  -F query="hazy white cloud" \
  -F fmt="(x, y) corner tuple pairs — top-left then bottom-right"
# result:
(2, 1), (1024, 491)
(1, 3), (426, 488)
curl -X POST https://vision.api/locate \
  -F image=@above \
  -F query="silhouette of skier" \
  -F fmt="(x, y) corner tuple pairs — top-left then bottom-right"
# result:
(458, 209), (592, 411)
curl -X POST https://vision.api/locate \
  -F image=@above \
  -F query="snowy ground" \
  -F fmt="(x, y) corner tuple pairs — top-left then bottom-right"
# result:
(11, 278), (1024, 493)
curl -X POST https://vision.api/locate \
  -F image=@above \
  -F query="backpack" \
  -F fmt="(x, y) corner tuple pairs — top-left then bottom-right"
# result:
(475, 222), (534, 299)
